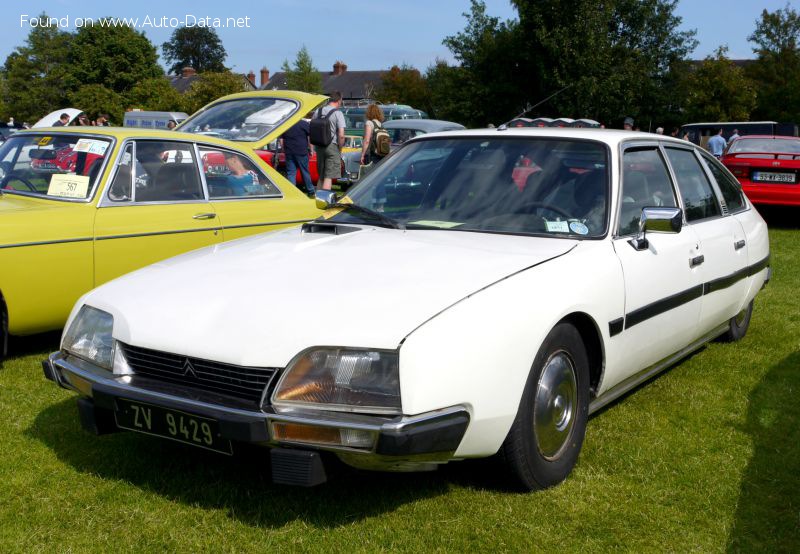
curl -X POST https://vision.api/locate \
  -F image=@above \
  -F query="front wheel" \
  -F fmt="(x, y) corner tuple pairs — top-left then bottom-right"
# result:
(717, 299), (753, 343)
(499, 323), (590, 491)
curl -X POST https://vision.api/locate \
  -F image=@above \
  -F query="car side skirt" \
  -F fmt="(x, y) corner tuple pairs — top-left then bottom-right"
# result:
(589, 321), (728, 415)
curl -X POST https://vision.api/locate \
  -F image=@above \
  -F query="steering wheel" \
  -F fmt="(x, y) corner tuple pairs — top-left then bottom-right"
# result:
(511, 201), (572, 219)
(4, 174), (37, 192)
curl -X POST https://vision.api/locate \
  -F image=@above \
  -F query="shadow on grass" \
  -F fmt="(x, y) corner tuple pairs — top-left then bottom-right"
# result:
(755, 205), (800, 230)
(727, 351), (800, 552)
(26, 397), (511, 529)
(0, 331), (61, 369)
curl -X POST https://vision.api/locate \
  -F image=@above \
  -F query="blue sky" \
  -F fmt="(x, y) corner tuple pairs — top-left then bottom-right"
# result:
(1, 1), (796, 79)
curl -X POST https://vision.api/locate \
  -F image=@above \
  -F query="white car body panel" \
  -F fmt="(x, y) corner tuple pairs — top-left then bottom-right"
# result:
(78, 227), (577, 368)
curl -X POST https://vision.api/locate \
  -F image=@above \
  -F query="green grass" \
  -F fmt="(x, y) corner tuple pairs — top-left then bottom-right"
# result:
(1, 208), (799, 552)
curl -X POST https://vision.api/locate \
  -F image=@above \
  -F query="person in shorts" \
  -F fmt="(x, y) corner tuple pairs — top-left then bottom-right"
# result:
(314, 91), (346, 191)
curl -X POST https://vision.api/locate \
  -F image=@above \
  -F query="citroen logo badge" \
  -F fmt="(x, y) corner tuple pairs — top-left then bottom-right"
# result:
(182, 359), (197, 378)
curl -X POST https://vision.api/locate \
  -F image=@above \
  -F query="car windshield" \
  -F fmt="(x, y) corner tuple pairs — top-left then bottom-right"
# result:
(178, 98), (298, 142)
(333, 137), (609, 237)
(387, 128), (423, 145)
(0, 134), (112, 200)
(729, 137), (800, 154)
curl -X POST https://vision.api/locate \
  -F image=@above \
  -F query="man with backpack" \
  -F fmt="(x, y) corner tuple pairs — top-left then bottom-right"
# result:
(309, 91), (346, 191)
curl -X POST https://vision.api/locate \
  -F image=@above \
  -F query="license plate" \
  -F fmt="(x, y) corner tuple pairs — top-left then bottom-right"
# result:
(114, 398), (232, 455)
(753, 171), (795, 183)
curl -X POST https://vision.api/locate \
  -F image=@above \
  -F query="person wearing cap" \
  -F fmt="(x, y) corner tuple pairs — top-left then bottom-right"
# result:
(623, 117), (634, 131)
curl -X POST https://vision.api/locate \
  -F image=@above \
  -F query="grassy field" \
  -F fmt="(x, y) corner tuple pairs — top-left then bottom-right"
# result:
(1, 208), (798, 552)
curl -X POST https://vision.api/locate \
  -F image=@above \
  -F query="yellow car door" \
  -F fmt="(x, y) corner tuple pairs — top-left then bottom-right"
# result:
(93, 139), (222, 285)
(197, 144), (318, 241)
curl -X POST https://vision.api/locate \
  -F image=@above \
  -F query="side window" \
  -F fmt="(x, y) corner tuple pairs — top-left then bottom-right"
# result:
(107, 143), (133, 202)
(618, 148), (678, 236)
(133, 140), (203, 202)
(699, 152), (747, 213)
(199, 146), (281, 198)
(665, 148), (721, 222)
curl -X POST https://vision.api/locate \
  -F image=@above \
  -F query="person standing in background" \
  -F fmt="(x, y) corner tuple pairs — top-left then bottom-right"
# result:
(280, 115), (314, 196)
(707, 128), (727, 158)
(314, 91), (346, 191)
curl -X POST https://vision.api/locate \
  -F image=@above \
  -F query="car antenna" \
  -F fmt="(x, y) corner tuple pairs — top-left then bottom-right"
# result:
(497, 84), (573, 130)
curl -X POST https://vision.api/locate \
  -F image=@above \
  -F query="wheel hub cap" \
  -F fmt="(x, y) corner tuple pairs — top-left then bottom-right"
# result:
(534, 351), (577, 460)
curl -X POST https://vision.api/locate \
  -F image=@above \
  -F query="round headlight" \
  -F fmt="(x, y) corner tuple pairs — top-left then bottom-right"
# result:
(271, 348), (400, 414)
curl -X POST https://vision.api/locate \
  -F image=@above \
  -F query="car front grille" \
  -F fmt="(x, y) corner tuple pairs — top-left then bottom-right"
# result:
(120, 343), (278, 405)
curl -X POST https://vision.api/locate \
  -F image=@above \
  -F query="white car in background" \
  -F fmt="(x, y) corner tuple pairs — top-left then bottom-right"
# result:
(44, 128), (770, 490)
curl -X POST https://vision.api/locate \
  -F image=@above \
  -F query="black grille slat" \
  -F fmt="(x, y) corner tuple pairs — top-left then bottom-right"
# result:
(120, 343), (278, 405)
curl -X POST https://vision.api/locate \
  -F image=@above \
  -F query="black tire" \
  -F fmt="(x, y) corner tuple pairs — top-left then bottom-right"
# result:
(0, 296), (7, 361)
(717, 299), (753, 343)
(499, 323), (590, 491)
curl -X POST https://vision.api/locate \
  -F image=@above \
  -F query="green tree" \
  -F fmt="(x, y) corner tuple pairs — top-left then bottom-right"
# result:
(378, 65), (431, 111)
(2, 16), (72, 123)
(441, 1), (522, 127)
(126, 77), (184, 112)
(281, 46), (322, 93)
(746, 4), (800, 121)
(426, 60), (479, 125)
(68, 84), (126, 124)
(162, 26), (227, 75)
(181, 72), (248, 114)
(683, 47), (757, 122)
(510, 0), (697, 126)
(68, 19), (161, 94)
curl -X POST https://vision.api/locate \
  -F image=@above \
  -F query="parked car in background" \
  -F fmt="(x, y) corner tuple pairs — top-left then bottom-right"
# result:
(721, 135), (800, 206)
(178, 91), (329, 190)
(32, 108), (85, 128)
(341, 119), (465, 187)
(341, 104), (429, 137)
(0, 127), (320, 358)
(44, 128), (768, 490)
(680, 121), (799, 149)
(124, 111), (189, 130)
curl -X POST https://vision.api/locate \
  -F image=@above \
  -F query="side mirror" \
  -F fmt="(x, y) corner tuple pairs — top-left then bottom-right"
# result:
(315, 190), (336, 209)
(629, 206), (682, 251)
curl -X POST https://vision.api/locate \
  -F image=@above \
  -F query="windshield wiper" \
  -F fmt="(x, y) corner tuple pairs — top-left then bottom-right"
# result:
(332, 202), (405, 230)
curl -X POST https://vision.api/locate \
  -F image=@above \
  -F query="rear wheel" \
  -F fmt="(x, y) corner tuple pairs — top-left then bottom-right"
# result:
(499, 323), (590, 491)
(717, 299), (753, 343)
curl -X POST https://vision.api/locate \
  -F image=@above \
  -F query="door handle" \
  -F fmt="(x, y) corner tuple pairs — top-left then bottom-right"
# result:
(192, 212), (216, 220)
(734, 239), (746, 250)
(690, 255), (705, 268)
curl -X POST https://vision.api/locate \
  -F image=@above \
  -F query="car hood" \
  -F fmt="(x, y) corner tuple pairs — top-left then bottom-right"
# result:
(85, 226), (577, 367)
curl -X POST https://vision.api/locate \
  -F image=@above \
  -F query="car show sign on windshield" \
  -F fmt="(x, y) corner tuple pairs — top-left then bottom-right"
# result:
(74, 139), (109, 156)
(47, 174), (90, 198)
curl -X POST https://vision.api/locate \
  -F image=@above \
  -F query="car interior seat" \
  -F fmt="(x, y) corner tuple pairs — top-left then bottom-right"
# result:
(152, 163), (203, 201)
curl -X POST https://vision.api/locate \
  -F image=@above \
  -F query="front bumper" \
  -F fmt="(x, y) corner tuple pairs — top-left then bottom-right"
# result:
(43, 351), (469, 471)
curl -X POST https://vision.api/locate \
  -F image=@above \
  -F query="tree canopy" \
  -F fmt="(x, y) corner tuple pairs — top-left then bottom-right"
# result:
(162, 26), (227, 75)
(281, 46), (323, 94)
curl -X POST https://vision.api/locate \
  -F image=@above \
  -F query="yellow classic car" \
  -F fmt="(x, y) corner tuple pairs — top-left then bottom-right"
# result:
(0, 97), (325, 356)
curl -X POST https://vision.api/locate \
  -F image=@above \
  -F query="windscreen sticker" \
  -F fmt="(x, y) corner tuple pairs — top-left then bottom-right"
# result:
(569, 221), (589, 235)
(74, 139), (108, 155)
(545, 220), (569, 233)
(47, 174), (90, 198)
(38, 136), (52, 146)
(409, 220), (463, 229)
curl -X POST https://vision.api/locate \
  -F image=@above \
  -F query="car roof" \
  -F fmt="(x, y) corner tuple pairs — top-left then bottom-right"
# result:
(731, 135), (800, 140)
(382, 119), (465, 132)
(412, 126), (694, 147)
(10, 127), (252, 150)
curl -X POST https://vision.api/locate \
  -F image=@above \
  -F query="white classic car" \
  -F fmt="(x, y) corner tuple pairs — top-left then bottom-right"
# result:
(44, 128), (770, 490)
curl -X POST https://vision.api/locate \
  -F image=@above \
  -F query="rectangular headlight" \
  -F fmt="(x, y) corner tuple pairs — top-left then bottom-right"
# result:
(271, 348), (400, 414)
(62, 305), (114, 370)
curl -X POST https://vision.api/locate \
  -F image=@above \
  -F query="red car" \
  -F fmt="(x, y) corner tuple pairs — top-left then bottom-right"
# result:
(721, 135), (800, 206)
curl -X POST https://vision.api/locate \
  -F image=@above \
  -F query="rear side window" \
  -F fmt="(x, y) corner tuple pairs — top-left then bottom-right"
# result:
(618, 148), (677, 236)
(699, 152), (747, 213)
(665, 148), (721, 222)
